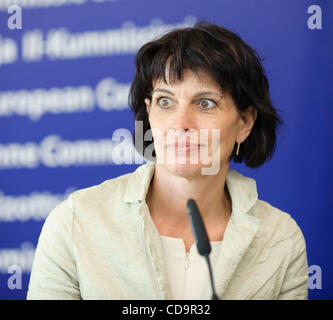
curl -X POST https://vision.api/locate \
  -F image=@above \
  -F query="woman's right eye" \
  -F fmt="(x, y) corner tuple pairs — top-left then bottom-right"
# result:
(157, 97), (172, 108)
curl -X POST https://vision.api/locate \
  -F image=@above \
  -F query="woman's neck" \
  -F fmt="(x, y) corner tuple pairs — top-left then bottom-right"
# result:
(145, 164), (232, 230)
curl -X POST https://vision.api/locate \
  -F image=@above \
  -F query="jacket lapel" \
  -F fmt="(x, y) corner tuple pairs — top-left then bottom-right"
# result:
(138, 201), (174, 300)
(125, 162), (174, 299)
(212, 209), (260, 298)
(205, 168), (261, 299)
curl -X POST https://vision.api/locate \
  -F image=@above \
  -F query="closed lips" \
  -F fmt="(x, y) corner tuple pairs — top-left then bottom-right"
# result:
(167, 143), (202, 150)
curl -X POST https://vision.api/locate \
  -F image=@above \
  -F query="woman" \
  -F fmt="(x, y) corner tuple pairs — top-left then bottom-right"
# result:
(27, 21), (308, 300)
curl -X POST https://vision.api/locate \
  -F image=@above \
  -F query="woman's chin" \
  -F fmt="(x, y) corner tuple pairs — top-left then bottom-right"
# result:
(154, 149), (221, 177)
(158, 161), (205, 178)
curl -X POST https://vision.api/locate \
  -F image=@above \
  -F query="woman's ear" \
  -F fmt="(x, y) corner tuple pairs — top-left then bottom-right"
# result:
(145, 98), (151, 114)
(238, 106), (257, 142)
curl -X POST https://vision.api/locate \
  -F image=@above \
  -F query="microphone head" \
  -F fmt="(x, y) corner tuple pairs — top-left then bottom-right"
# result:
(187, 199), (211, 256)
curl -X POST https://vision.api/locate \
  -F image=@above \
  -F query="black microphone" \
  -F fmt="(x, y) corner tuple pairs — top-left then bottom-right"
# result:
(187, 199), (220, 300)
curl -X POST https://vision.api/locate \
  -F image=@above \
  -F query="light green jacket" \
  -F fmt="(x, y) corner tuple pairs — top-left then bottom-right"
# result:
(27, 161), (308, 300)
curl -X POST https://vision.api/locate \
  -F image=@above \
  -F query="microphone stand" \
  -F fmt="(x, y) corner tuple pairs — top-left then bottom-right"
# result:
(204, 253), (219, 300)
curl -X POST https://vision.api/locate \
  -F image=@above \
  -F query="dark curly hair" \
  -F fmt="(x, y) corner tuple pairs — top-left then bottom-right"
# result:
(129, 21), (283, 168)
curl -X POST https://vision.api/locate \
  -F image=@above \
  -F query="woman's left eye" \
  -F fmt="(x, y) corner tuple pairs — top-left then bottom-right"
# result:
(198, 99), (216, 109)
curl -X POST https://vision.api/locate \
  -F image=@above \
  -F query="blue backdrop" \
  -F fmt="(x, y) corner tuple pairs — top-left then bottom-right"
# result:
(0, 0), (332, 300)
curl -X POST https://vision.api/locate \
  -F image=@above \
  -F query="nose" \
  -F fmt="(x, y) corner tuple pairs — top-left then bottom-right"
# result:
(169, 103), (197, 133)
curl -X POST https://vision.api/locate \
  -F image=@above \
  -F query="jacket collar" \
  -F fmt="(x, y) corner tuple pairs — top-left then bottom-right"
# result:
(124, 161), (258, 214)
(124, 161), (260, 299)
(124, 161), (156, 204)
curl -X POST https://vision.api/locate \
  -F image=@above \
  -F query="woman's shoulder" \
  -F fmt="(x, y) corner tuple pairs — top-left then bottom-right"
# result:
(251, 199), (293, 224)
(69, 169), (134, 203)
(46, 162), (153, 222)
(227, 167), (303, 238)
(69, 162), (153, 204)
(249, 199), (305, 246)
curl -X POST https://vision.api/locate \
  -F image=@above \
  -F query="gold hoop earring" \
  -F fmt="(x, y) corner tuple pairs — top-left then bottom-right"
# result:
(236, 136), (241, 156)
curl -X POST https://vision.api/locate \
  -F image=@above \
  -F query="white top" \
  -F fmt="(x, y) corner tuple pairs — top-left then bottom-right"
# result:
(160, 234), (223, 300)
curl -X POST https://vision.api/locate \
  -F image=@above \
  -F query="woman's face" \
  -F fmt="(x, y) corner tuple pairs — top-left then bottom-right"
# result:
(145, 68), (256, 177)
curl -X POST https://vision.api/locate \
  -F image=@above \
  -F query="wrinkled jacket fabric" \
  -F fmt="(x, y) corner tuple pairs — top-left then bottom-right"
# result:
(27, 162), (309, 300)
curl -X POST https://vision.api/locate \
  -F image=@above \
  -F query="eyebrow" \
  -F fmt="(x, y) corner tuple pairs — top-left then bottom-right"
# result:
(151, 88), (223, 99)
